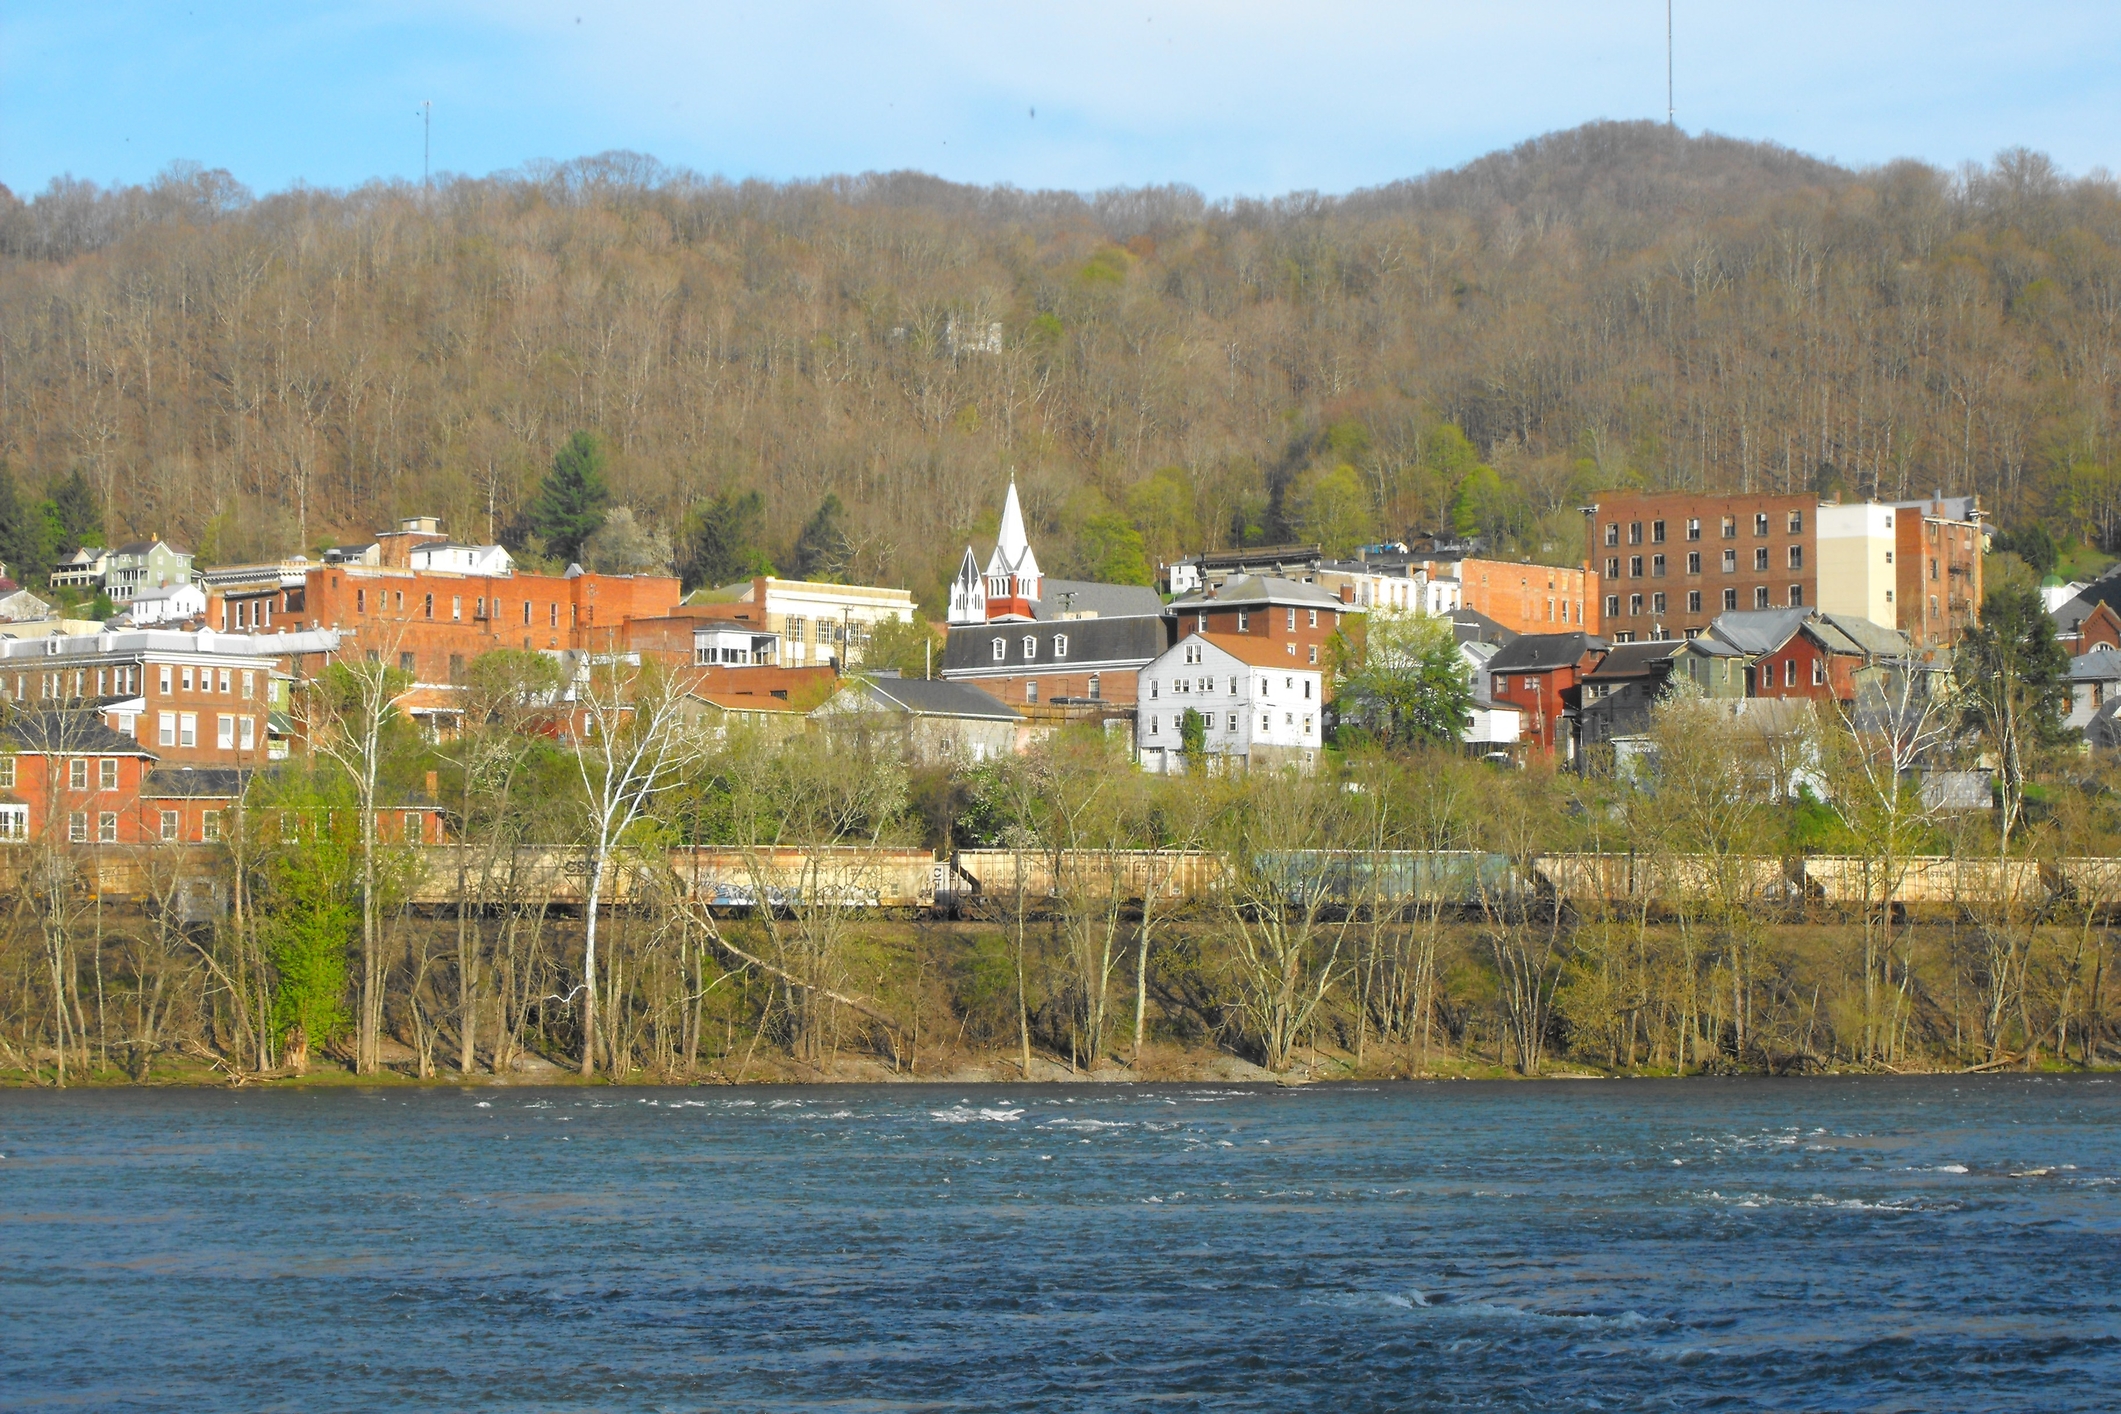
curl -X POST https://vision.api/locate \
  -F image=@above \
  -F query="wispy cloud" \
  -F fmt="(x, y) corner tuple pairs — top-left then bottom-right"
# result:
(4, 2), (2119, 198)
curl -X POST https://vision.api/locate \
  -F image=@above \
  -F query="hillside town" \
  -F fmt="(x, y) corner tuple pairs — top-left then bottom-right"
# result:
(0, 472), (2019, 854)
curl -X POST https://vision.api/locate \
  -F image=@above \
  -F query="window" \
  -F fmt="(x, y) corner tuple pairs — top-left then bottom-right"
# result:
(1185, 641), (1202, 665)
(1686, 518), (1702, 541)
(1684, 552), (1699, 575)
(1628, 521), (1643, 545)
(1237, 609), (1249, 631)
(1629, 593), (1644, 616)
(1150, 715), (1159, 736)
(241, 671), (254, 700)
(0, 759), (13, 790)
(1651, 554), (1666, 577)
(1788, 511), (1804, 534)
(179, 713), (197, 748)
(1308, 609), (1318, 628)
(1605, 557), (1620, 579)
(1788, 545), (1803, 570)
(1885, 552), (1893, 564)
(1261, 714), (1272, 733)
(160, 810), (179, 842)
(1812, 659), (1826, 687)
(1052, 634), (1068, 658)
(550, 603), (559, 628)
(159, 665), (172, 694)
(1022, 635), (1037, 660)
(181, 667), (193, 692)
(239, 717), (255, 751)
(399, 652), (416, 674)
(452, 596), (462, 622)
(217, 715), (235, 749)
(1025, 682), (1038, 704)
(1651, 520), (1666, 544)
(523, 601), (533, 626)
(449, 655), (465, 683)
(1629, 556), (1643, 578)
(1603, 595), (1620, 619)
(1723, 589), (1739, 611)
(1687, 590), (1702, 613)
(1754, 513), (1769, 537)
(1722, 549), (1737, 573)
(1754, 547), (1770, 571)
(1088, 674), (1101, 700)
(0, 803), (24, 839)
(1150, 680), (1159, 699)
(69, 758), (87, 790)
(1308, 645), (1319, 664)
(1652, 593), (1667, 614)
(1604, 522), (1620, 546)
(1753, 586), (1771, 609)
(98, 759), (116, 790)
(1303, 679), (1313, 700)
(403, 812), (423, 843)
(1790, 585), (1805, 607)
(1303, 715), (1314, 735)
(356, 588), (366, 613)
(99, 812), (117, 844)
(1721, 516), (1736, 539)
(69, 812), (87, 844)
(1763, 662), (1777, 689)
(1227, 713), (1238, 731)
(202, 811), (221, 843)
(158, 712), (176, 747)
(1493, 674), (1506, 697)
(1286, 608), (1296, 630)
(1522, 677), (1538, 693)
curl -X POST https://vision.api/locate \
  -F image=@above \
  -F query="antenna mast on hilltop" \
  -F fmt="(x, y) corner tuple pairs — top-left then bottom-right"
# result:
(1666, 2), (1675, 129)
(421, 100), (432, 187)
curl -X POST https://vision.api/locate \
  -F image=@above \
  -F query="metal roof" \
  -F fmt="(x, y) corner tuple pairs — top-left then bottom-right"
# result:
(1484, 631), (1604, 673)
(1168, 574), (1345, 612)
(1032, 579), (1164, 621)
(842, 677), (1021, 721)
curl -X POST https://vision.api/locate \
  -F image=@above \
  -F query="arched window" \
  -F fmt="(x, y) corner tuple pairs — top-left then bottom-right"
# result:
(1088, 673), (1101, 700)
(991, 638), (1005, 662)
(1052, 634), (1068, 658)
(1022, 635), (1037, 659)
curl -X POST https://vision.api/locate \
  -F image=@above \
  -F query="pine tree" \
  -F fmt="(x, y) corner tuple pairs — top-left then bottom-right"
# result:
(788, 494), (852, 581)
(678, 490), (770, 590)
(50, 469), (103, 551)
(528, 432), (611, 562)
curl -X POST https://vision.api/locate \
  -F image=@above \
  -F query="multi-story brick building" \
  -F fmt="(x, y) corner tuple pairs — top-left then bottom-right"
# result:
(0, 628), (301, 768)
(1168, 576), (1349, 685)
(1587, 492), (1817, 641)
(1441, 557), (1600, 636)
(0, 712), (159, 845)
(1588, 490), (1980, 647)
(300, 559), (681, 683)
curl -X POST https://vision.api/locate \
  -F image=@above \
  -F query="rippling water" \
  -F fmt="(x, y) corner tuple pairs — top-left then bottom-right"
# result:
(3, 1077), (2118, 1411)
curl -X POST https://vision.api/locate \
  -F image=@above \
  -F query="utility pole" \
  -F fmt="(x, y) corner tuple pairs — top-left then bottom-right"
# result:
(421, 100), (432, 187)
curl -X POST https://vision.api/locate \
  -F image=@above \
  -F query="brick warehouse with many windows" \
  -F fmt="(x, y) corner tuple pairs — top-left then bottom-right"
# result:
(1587, 492), (1817, 641)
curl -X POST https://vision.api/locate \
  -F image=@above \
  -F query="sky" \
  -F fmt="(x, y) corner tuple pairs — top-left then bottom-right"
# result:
(5, 1), (2121, 201)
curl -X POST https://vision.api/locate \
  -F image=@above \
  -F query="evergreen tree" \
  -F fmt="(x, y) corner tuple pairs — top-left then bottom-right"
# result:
(788, 494), (853, 581)
(0, 467), (54, 582)
(678, 490), (771, 590)
(528, 432), (611, 562)
(50, 469), (103, 550)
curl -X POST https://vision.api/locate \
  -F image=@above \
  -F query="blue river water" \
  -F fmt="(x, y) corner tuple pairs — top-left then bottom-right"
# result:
(2, 1077), (2118, 1411)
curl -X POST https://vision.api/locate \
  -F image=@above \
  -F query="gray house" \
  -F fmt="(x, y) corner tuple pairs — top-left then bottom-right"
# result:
(811, 674), (1022, 765)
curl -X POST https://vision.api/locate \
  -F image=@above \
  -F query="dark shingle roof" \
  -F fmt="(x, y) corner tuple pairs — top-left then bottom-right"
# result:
(1484, 631), (1604, 673)
(1169, 574), (1344, 612)
(942, 615), (1170, 675)
(143, 767), (246, 798)
(1, 711), (155, 756)
(856, 678), (1021, 721)
(1449, 608), (1516, 646)
(1581, 641), (1685, 681)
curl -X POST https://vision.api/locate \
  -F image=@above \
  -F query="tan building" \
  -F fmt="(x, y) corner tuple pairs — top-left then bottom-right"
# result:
(713, 576), (917, 670)
(1442, 558), (1600, 637)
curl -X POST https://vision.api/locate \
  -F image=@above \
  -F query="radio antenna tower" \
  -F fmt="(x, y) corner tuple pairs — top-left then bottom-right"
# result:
(1666, 3), (1675, 128)
(421, 100), (432, 187)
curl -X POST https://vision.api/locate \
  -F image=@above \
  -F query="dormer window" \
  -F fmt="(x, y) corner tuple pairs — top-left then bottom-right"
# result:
(991, 638), (1006, 662)
(1022, 635), (1037, 660)
(1052, 634), (1068, 658)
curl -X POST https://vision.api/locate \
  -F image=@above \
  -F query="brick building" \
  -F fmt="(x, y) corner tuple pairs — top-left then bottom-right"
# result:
(1168, 576), (1348, 686)
(1587, 492), (1817, 641)
(301, 561), (680, 683)
(1896, 495), (1984, 647)
(1481, 631), (1606, 757)
(943, 613), (1172, 707)
(0, 629), (294, 768)
(0, 712), (159, 845)
(1443, 557), (1600, 636)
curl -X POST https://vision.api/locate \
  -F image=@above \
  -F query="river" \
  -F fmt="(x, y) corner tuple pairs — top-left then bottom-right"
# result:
(2, 1077), (2117, 1410)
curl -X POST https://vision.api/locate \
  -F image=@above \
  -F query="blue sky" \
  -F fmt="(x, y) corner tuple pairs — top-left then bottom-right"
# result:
(5, 2), (2120, 199)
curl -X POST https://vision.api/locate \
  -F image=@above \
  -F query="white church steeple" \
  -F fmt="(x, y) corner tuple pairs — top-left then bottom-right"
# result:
(948, 478), (1043, 625)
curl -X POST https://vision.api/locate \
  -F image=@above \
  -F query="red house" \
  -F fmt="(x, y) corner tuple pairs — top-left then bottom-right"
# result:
(1708, 608), (1915, 704)
(1481, 632), (1607, 757)
(0, 711), (161, 846)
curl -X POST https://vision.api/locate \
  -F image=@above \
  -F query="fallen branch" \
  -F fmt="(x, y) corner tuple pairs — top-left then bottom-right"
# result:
(682, 903), (903, 1034)
(1959, 1054), (2021, 1074)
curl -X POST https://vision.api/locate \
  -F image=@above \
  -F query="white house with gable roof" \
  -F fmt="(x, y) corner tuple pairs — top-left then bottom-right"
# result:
(1137, 633), (1323, 774)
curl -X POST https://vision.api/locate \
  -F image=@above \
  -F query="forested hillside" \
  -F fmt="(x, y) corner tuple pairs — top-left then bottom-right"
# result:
(2, 121), (2117, 600)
